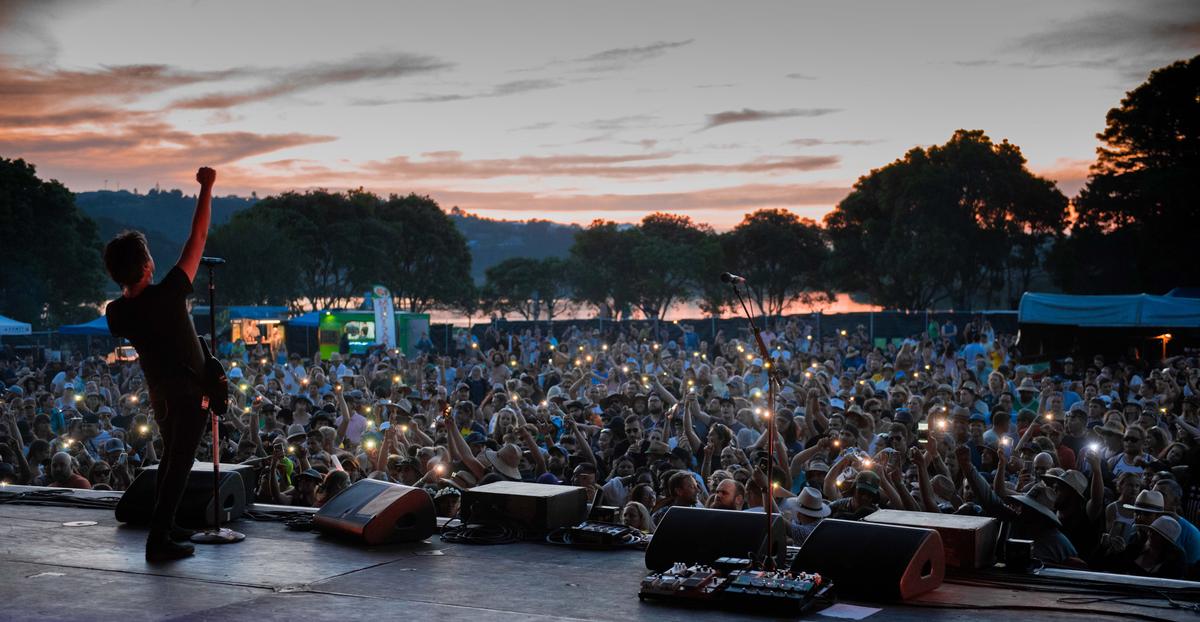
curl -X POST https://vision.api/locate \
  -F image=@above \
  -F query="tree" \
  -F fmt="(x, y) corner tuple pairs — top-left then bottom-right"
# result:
(824, 130), (1067, 309)
(626, 213), (719, 320)
(374, 193), (474, 313)
(0, 158), (105, 328)
(481, 256), (572, 321)
(200, 207), (303, 306)
(568, 220), (640, 319)
(203, 190), (473, 312)
(482, 257), (545, 320)
(723, 209), (833, 317)
(224, 190), (372, 309)
(1052, 55), (1200, 294)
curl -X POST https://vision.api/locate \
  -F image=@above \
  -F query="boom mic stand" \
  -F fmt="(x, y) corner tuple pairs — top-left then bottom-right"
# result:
(191, 256), (245, 545)
(726, 277), (780, 570)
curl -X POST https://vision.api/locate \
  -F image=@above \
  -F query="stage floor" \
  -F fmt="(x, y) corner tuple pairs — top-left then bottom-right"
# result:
(0, 492), (1194, 621)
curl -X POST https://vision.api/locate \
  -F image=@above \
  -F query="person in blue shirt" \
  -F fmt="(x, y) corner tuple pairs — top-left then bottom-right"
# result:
(1154, 479), (1200, 566)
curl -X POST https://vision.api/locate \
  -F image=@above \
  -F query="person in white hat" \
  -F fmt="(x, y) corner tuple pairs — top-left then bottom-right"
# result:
(955, 446), (1078, 564)
(783, 487), (830, 546)
(1104, 514), (1187, 579)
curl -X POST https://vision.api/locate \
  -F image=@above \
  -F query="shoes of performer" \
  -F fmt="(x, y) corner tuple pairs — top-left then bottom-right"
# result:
(146, 533), (195, 563)
(169, 525), (198, 541)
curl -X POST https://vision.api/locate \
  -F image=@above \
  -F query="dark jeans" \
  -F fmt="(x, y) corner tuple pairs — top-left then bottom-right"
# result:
(149, 389), (207, 535)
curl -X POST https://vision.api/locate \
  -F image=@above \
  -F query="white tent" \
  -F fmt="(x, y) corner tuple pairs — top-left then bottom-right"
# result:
(0, 315), (32, 336)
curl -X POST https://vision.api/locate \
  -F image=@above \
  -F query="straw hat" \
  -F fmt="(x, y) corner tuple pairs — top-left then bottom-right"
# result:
(439, 469), (478, 491)
(794, 486), (831, 519)
(1011, 484), (1060, 526)
(1138, 515), (1183, 550)
(1041, 469), (1088, 501)
(1122, 489), (1166, 514)
(484, 443), (522, 479)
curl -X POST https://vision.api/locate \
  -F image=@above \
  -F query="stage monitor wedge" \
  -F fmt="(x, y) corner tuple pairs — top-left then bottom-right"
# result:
(791, 519), (944, 600)
(115, 462), (250, 527)
(313, 478), (436, 545)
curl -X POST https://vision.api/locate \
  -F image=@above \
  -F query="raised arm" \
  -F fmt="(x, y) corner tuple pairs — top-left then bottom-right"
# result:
(441, 411), (486, 480)
(177, 167), (215, 282)
(910, 447), (939, 513)
(823, 453), (852, 500)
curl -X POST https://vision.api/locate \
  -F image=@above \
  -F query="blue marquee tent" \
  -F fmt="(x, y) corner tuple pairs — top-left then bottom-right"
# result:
(1018, 293), (1200, 328)
(286, 310), (323, 328)
(58, 316), (111, 336)
(192, 305), (290, 320)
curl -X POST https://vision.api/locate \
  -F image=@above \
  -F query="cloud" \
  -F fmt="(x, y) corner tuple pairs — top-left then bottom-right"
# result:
(0, 0), (67, 62)
(579, 114), (659, 132)
(428, 183), (850, 214)
(509, 121), (555, 132)
(789, 137), (883, 147)
(356, 151), (839, 180)
(954, 57), (1125, 71)
(572, 39), (694, 71)
(1002, 0), (1199, 80)
(0, 123), (335, 178)
(0, 106), (156, 128)
(406, 78), (562, 103)
(1014, 1), (1199, 57)
(0, 63), (235, 111)
(701, 107), (841, 131)
(170, 52), (451, 109)
(785, 73), (818, 80)
(514, 39), (694, 74)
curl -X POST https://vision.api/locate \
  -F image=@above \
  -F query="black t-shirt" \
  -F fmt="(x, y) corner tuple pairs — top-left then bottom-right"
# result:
(106, 266), (204, 398)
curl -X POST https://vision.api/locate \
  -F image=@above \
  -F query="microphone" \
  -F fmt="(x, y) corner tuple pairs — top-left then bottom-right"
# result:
(200, 256), (226, 266)
(720, 272), (746, 284)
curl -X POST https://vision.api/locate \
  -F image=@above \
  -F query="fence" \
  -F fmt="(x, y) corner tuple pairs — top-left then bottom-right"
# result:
(428, 310), (1018, 354)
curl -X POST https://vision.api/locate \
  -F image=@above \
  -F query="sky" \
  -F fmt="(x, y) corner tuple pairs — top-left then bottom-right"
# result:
(0, 0), (1197, 229)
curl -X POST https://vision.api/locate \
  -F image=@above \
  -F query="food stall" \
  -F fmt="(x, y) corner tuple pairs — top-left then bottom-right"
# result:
(286, 309), (430, 360)
(192, 305), (290, 350)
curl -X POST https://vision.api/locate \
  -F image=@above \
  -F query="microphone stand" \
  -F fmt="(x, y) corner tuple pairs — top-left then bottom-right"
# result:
(192, 257), (245, 545)
(727, 278), (779, 570)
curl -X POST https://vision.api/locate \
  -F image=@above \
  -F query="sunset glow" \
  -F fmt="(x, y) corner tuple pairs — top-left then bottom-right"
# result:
(1, 0), (1195, 228)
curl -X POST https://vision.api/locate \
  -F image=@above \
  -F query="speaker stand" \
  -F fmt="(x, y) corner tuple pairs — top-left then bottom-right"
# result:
(191, 257), (245, 546)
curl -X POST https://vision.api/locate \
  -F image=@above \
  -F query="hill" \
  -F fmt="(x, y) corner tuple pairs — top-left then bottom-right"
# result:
(75, 190), (578, 284)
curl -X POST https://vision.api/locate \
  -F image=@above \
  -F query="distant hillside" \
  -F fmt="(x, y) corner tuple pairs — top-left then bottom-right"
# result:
(75, 190), (578, 284)
(449, 207), (579, 280)
(76, 189), (258, 282)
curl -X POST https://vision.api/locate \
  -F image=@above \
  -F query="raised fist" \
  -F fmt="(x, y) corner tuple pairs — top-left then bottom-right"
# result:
(196, 167), (217, 187)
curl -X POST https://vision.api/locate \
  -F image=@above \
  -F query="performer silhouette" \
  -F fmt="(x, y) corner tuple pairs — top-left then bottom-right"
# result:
(104, 167), (215, 562)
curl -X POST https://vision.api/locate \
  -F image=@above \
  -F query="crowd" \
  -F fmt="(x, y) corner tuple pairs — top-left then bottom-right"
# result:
(2, 317), (1199, 579)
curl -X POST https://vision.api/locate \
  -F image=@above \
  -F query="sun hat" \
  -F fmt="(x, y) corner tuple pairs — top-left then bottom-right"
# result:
(439, 469), (478, 490)
(854, 470), (881, 496)
(1010, 483), (1060, 526)
(298, 468), (324, 483)
(794, 486), (831, 518)
(1042, 469), (1088, 501)
(1138, 515), (1183, 550)
(484, 443), (522, 479)
(1097, 421), (1126, 437)
(805, 460), (831, 475)
(1123, 489), (1166, 514)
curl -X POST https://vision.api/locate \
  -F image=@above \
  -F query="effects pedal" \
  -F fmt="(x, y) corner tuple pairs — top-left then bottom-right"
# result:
(639, 562), (834, 615)
(547, 521), (649, 549)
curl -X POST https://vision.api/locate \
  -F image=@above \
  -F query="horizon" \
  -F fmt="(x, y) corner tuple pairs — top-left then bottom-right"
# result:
(2, 1), (1197, 228)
